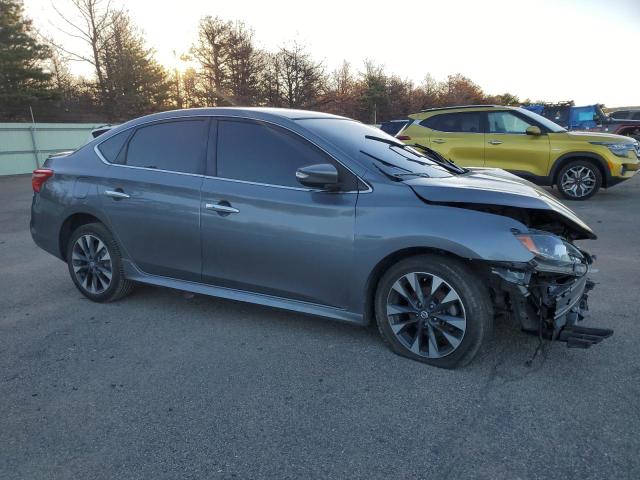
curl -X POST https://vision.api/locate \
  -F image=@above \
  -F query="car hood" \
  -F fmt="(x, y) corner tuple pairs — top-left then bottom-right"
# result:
(405, 167), (596, 240)
(563, 130), (634, 143)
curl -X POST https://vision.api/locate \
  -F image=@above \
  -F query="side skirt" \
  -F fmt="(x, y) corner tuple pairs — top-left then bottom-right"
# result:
(122, 260), (366, 326)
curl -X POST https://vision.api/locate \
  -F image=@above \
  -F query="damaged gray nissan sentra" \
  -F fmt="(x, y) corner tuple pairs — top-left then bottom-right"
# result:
(30, 108), (612, 368)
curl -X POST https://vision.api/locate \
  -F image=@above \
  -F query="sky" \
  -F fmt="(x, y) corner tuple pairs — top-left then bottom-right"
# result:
(23, 0), (640, 107)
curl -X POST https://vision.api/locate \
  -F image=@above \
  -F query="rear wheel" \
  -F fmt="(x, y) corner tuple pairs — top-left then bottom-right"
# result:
(66, 222), (134, 302)
(556, 160), (602, 200)
(374, 254), (493, 369)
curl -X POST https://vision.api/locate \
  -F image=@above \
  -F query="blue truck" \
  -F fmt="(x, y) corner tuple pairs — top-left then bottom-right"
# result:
(522, 102), (640, 140)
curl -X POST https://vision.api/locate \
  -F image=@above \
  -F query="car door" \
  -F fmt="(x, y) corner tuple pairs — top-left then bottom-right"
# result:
(484, 110), (550, 177)
(98, 118), (208, 281)
(200, 118), (359, 308)
(420, 112), (485, 167)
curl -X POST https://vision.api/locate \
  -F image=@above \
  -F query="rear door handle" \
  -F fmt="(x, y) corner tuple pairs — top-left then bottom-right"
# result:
(104, 189), (130, 199)
(488, 140), (503, 145)
(432, 139), (446, 144)
(205, 202), (240, 214)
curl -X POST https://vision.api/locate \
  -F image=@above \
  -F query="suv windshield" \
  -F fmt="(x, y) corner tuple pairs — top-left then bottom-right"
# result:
(297, 118), (455, 179)
(517, 108), (567, 133)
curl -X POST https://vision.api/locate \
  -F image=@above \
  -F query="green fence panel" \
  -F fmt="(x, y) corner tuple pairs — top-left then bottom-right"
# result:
(0, 123), (105, 176)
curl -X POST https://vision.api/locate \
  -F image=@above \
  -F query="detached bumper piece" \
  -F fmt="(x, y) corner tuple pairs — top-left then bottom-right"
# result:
(558, 325), (613, 349)
(493, 263), (614, 349)
(548, 277), (613, 348)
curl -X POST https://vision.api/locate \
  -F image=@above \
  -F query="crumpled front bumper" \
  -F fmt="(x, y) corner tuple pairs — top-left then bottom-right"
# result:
(492, 257), (613, 348)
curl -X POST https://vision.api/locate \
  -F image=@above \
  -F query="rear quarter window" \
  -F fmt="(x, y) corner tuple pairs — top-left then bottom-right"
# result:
(97, 130), (131, 164)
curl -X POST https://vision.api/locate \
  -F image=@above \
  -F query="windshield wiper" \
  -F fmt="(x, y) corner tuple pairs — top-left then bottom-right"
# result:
(364, 135), (466, 174)
(360, 150), (431, 181)
(410, 143), (467, 174)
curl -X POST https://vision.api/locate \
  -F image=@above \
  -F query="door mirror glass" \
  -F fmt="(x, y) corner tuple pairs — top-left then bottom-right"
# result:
(296, 163), (339, 190)
(525, 126), (542, 136)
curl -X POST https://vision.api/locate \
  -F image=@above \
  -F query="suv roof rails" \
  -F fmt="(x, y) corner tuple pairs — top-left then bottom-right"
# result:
(419, 105), (507, 113)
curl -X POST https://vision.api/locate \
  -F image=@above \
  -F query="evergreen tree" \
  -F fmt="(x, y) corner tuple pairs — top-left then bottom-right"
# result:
(0, 0), (54, 119)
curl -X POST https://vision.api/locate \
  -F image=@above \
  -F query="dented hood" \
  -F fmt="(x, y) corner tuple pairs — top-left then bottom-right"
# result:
(405, 167), (596, 240)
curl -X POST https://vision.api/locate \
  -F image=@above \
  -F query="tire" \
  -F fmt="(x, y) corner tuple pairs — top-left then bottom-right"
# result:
(556, 160), (602, 201)
(66, 222), (134, 302)
(374, 254), (493, 369)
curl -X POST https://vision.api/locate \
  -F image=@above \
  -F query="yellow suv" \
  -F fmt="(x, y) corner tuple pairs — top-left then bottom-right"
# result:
(397, 105), (640, 200)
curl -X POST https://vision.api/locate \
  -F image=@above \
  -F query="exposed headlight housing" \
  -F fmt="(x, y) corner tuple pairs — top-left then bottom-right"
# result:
(589, 141), (636, 158)
(516, 232), (588, 275)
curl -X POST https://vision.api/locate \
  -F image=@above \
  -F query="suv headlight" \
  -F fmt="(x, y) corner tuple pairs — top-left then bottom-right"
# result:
(516, 232), (587, 275)
(590, 141), (635, 158)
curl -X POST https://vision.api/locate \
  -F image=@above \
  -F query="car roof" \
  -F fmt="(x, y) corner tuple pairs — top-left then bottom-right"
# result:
(121, 107), (346, 126)
(419, 105), (513, 112)
(95, 107), (352, 144)
(410, 105), (517, 119)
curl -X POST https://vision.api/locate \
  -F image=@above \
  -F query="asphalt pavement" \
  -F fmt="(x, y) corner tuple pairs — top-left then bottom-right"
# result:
(1, 173), (639, 479)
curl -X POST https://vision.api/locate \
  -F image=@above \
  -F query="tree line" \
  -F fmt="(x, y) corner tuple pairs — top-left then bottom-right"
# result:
(1, 0), (524, 124)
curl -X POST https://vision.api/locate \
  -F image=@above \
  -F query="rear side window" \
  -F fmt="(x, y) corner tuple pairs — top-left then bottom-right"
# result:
(97, 130), (130, 164)
(125, 120), (208, 174)
(217, 119), (357, 190)
(420, 112), (482, 133)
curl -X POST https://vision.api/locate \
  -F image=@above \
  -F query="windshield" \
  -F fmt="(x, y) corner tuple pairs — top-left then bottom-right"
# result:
(517, 108), (567, 133)
(297, 118), (455, 179)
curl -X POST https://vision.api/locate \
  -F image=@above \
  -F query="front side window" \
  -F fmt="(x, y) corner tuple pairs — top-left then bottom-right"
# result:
(487, 111), (532, 134)
(421, 112), (482, 133)
(125, 120), (208, 174)
(217, 119), (357, 190)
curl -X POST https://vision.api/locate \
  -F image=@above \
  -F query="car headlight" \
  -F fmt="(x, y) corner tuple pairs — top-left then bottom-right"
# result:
(516, 232), (587, 275)
(589, 141), (635, 158)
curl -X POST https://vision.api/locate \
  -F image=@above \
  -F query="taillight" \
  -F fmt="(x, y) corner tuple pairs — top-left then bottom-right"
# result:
(397, 135), (411, 141)
(32, 169), (54, 193)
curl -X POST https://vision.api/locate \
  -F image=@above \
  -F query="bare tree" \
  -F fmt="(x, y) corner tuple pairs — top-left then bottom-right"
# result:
(265, 42), (325, 109)
(50, 0), (122, 110)
(324, 61), (357, 118)
(225, 21), (263, 105)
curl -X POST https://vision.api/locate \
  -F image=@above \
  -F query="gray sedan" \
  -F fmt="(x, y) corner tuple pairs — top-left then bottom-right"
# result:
(30, 108), (612, 368)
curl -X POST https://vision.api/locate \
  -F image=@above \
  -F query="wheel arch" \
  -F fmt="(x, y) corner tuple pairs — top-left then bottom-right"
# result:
(59, 212), (107, 261)
(550, 152), (610, 187)
(362, 247), (477, 324)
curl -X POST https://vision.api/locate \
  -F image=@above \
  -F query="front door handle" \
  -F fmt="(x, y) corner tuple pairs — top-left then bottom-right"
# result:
(488, 140), (503, 145)
(432, 139), (446, 144)
(104, 189), (130, 199)
(205, 202), (240, 214)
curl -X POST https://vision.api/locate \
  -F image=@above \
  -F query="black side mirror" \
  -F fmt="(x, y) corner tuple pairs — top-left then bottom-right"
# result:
(296, 163), (339, 190)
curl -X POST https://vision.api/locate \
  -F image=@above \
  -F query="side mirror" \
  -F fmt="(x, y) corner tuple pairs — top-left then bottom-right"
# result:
(296, 163), (339, 190)
(525, 126), (542, 136)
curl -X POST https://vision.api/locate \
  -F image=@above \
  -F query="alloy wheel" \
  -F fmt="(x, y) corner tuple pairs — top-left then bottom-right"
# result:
(386, 272), (467, 358)
(71, 234), (113, 294)
(560, 165), (597, 198)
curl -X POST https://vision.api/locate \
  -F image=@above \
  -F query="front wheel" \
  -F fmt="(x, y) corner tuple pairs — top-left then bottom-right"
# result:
(66, 222), (134, 302)
(374, 255), (493, 369)
(556, 160), (602, 200)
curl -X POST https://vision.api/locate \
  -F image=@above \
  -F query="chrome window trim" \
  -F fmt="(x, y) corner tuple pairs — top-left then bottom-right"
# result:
(94, 113), (372, 194)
